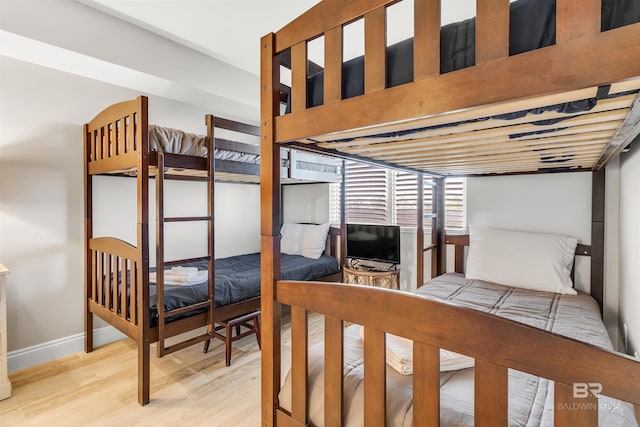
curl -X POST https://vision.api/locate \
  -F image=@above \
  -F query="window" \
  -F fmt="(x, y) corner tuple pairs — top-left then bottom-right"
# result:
(445, 178), (465, 230)
(330, 161), (465, 230)
(343, 162), (389, 224)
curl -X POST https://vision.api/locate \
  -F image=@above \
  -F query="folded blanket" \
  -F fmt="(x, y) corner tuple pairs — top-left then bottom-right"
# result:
(149, 267), (208, 286)
(359, 326), (475, 375)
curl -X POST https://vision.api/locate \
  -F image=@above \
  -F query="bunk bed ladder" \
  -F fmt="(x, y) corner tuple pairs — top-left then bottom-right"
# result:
(154, 127), (215, 357)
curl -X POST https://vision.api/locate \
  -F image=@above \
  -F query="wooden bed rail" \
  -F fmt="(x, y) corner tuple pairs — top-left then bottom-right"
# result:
(277, 280), (640, 426)
(265, 0), (640, 143)
(87, 237), (141, 339)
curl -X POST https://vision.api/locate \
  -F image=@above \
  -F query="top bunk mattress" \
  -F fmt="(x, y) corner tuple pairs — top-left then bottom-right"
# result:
(300, 0), (640, 110)
(276, 0), (640, 176)
(140, 125), (341, 183)
(149, 125), (260, 163)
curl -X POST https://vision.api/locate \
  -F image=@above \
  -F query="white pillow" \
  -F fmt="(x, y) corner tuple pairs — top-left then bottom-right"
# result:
(280, 223), (330, 259)
(465, 225), (578, 295)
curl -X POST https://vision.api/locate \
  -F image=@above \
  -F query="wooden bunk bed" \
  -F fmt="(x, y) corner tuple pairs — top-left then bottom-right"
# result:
(259, 0), (640, 425)
(83, 96), (342, 405)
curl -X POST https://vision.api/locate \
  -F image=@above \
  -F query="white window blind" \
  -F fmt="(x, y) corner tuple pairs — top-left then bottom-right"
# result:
(395, 171), (418, 227)
(330, 162), (465, 231)
(344, 162), (388, 224)
(445, 178), (465, 231)
(395, 172), (436, 228)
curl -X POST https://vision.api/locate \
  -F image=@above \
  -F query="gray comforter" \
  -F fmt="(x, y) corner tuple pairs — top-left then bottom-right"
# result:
(279, 273), (638, 426)
(149, 253), (339, 327)
(148, 125), (259, 163)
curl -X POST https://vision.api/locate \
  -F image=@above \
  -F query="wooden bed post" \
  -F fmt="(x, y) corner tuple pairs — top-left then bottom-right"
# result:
(260, 32), (282, 427)
(155, 152), (166, 358)
(417, 174), (424, 288)
(591, 170), (605, 315)
(206, 115), (216, 339)
(340, 160), (347, 269)
(136, 96), (151, 405)
(83, 124), (94, 354)
(432, 177), (446, 277)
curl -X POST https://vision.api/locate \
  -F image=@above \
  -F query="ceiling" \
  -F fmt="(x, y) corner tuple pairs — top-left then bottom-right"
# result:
(80, 0), (321, 75)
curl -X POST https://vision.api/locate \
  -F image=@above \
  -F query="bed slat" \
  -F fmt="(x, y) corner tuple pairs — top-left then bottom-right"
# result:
(119, 117), (125, 155)
(554, 381), (598, 426)
(127, 114), (134, 153)
(308, 85), (611, 144)
(329, 94), (633, 150)
(274, 0), (394, 53)
(111, 256), (117, 313)
(363, 326), (386, 427)
(91, 250), (97, 304)
(110, 123), (116, 158)
(414, 0), (440, 79)
(97, 252), (103, 306)
(364, 7), (386, 94)
(133, 262), (139, 325)
(476, 0), (510, 63)
(290, 306), (308, 424)
(324, 26), (343, 104)
(412, 342), (440, 427)
(121, 259), (128, 320)
(474, 360), (508, 426)
(324, 315), (344, 427)
(101, 127), (108, 161)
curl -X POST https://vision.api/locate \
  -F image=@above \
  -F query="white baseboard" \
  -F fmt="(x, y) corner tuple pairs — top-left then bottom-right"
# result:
(7, 326), (126, 373)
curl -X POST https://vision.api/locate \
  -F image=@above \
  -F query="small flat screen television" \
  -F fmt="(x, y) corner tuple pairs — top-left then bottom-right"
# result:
(346, 223), (401, 265)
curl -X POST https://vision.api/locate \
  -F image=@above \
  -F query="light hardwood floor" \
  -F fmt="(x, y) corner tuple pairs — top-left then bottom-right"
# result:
(0, 311), (325, 427)
(3, 314), (638, 426)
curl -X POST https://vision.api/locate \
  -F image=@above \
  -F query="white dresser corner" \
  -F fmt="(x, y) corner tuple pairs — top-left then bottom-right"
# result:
(0, 264), (11, 400)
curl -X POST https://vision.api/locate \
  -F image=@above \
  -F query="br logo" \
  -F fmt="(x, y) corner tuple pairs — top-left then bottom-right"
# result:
(573, 382), (603, 398)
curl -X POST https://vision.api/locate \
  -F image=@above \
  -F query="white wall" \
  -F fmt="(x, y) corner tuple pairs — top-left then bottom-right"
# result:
(0, 0), (262, 368)
(397, 229), (433, 293)
(467, 172), (592, 292)
(93, 177), (261, 264)
(283, 184), (330, 224)
(619, 144), (640, 356)
(0, 0), (259, 116)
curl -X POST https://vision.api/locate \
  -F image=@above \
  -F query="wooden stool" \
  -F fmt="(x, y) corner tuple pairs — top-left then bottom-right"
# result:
(203, 311), (261, 366)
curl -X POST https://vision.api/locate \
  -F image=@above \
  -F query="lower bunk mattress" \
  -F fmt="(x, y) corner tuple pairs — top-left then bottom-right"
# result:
(279, 273), (638, 426)
(150, 253), (339, 326)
